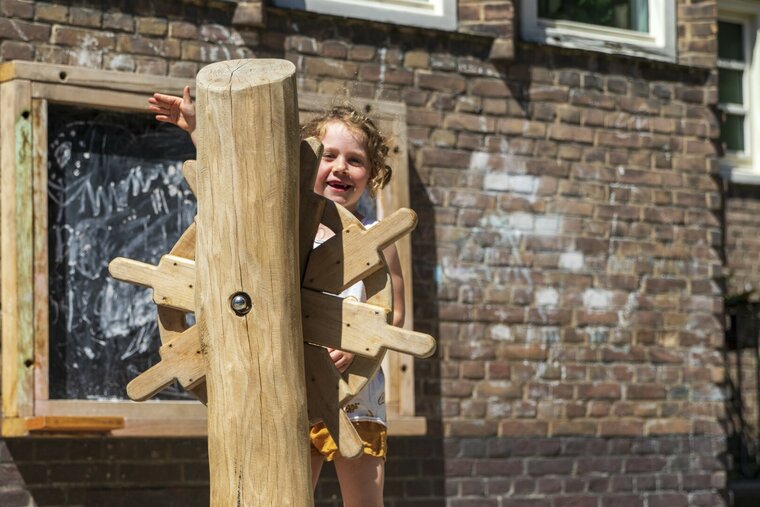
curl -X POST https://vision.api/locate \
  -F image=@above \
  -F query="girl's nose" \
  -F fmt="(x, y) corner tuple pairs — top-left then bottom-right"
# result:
(333, 157), (348, 173)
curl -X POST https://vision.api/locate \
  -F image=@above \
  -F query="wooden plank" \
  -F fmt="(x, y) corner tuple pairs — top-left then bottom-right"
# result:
(304, 346), (363, 459)
(32, 98), (49, 403)
(2, 418), (30, 437)
(383, 112), (419, 417)
(195, 59), (311, 506)
(303, 207), (418, 294)
(111, 418), (208, 437)
(1, 79), (35, 419)
(298, 137), (324, 278)
(301, 289), (435, 359)
(36, 399), (206, 419)
(31, 82), (148, 113)
(386, 416), (427, 436)
(126, 326), (205, 401)
(0, 61), (192, 96)
(31, 401), (423, 437)
(109, 255), (196, 311)
(26, 416), (125, 433)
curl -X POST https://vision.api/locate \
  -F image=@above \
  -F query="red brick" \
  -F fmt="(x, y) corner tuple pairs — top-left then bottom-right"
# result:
(1, 17), (50, 42)
(418, 71), (466, 93)
(578, 383), (621, 400)
(168, 21), (196, 39)
(35, 3), (67, 23)
(499, 420), (548, 437)
(599, 419), (645, 436)
(136, 17), (168, 36)
(627, 384), (667, 400)
(116, 34), (178, 56)
(68, 6), (100, 26)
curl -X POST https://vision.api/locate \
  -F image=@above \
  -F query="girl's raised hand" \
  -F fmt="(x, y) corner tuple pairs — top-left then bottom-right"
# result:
(148, 85), (196, 135)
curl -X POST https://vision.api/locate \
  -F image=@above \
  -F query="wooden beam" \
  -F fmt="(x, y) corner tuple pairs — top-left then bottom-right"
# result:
(26, 416), (125, 433)
(0, 60), (192, 96)
(32, 98), (50, 403)
(195, 59), (311, 506)
(1, 79), (35, 420)
(31, 82), (148, 113)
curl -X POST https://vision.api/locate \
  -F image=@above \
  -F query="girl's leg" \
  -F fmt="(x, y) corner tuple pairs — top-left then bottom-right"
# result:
(311, 454), (325, 490)
(333, 454), (384, 507)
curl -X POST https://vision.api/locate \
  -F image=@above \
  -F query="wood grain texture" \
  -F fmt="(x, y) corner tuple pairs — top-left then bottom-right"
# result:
(32, 98), (50, 403)
(303, 207), (418, 294)
(0, 60), (192, 95)
(26, 415), (124, 433)
(126, 326), (205, 402)
(195, 59), (311, 506)
(109, 255), (197, 312)
(1, 79), (35, 421)
(298, 137), (324, 278)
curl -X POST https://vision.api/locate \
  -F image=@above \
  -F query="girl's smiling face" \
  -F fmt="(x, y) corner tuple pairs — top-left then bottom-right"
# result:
(313, 121), (371, 213)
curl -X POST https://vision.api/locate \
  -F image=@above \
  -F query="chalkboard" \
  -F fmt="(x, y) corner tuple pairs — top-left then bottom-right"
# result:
(47, 104), (197, 400)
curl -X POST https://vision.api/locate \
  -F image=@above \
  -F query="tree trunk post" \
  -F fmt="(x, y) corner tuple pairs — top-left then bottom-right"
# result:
(195, 59), (311, 507)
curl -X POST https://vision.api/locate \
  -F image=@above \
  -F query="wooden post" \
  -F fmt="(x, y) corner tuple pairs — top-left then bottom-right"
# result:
(195, 59), (311, 506)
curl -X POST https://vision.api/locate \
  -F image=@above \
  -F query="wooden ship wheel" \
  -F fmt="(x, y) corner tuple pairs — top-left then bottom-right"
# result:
(107, 59), (435, 506)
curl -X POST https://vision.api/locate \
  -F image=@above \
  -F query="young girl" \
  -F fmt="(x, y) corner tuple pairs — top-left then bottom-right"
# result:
(149, 87), (404, 507)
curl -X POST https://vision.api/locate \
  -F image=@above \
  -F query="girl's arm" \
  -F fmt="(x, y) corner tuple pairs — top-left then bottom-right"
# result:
(148, 85), (198, 145)
(383, 243), (405, 328)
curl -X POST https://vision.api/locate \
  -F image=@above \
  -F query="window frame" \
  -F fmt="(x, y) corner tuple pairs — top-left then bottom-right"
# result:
(271, 0), (457, 31)
(719, 2), (760, 184)
(0, 60), (423, 437)
(519, 0), (677, 62)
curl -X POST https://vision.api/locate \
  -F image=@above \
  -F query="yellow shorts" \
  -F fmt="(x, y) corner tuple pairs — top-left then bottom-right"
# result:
(309, 420), (387, 462)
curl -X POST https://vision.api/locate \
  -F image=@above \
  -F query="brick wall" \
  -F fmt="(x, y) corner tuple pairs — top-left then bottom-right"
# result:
(0, 441), (35, 506)
(5, 434), (726, 506)
(726, 183), (760, 298)
(0, 0), (729, 505)
(724, 182), (760, 485)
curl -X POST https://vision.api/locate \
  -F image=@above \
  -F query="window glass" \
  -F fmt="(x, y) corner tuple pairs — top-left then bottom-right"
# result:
(718, 20), (749, 156)
(722, 113), (746, 152)
(719, 21), (745, 61)
(538, 0), (649, 32)
(719, 69), (745, 104)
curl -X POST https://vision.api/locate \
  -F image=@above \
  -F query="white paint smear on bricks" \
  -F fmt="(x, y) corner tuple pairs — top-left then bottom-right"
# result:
(583, 288), (613, 309)
(559, 251), (584, 271)
(470, 151), (526, 172)
(483, 172), (538, 194)
(490, 324), (513, 341)
(536, 288), (559, 307)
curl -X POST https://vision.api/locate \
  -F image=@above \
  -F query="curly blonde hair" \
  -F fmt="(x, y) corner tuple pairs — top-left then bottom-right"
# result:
(301, 104), (392, 197)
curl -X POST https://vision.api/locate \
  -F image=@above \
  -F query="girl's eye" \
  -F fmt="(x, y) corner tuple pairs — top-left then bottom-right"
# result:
(323, 153), (336, 160)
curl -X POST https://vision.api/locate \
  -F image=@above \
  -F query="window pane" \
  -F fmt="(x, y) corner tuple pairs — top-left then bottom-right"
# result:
(721, 113), (745, 152)
(719, 69), (744, 104)
(719, 21), (745, 61)
(538, 0), (649, 32)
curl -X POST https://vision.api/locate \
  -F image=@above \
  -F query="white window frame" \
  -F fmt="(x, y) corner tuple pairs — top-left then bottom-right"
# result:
(272, 0), (457, 31)
(719, 2), (760, 184)
(520, 0), (676, 62)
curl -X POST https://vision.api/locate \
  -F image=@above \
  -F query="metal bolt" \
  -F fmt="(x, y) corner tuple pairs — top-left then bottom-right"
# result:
(230, 292), (252, 316)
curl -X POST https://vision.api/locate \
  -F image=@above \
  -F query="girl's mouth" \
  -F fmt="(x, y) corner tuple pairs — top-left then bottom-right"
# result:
(327, 181), (351, 192)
